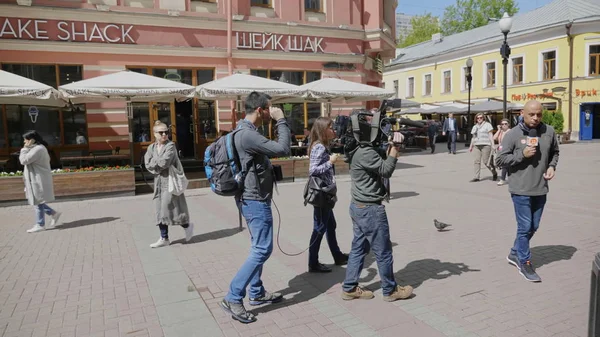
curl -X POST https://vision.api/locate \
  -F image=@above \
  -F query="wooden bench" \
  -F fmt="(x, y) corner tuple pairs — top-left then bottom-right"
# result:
(60, 150), (89, 168)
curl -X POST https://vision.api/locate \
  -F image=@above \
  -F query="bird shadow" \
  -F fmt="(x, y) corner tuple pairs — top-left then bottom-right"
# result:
(365, 258), (481, 291)
(530, 245), (577, 269)
(171, 227), (245, 245)
(250, 243), (399, 316)
(57, 217), (120, 230)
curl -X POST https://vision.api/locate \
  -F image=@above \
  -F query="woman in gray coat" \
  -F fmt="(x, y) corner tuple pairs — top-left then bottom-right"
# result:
(144, 121), (193, 248)
(19, 131), (61, 233)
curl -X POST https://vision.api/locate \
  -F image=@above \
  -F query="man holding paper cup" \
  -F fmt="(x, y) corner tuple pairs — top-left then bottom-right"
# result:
(496, 100), (560, 283)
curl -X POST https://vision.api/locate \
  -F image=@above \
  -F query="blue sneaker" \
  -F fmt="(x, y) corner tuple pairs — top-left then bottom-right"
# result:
(249, 291), (283, 306)
(519, 261), (541, 282)
(506, 252), (519, 270)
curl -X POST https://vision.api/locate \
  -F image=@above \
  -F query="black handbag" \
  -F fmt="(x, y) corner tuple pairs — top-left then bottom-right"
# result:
(303, 175), (338, 209)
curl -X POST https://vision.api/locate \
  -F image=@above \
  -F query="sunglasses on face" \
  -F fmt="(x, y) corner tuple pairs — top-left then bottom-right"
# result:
(156, 131), (168, 135)
(476, 117), (483, 119)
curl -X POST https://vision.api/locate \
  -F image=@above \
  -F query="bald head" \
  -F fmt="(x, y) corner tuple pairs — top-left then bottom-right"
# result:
(522, 100), (543, 128)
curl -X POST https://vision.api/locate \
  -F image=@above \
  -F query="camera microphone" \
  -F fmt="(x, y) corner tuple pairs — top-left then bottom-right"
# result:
(527, 129), (539, 147)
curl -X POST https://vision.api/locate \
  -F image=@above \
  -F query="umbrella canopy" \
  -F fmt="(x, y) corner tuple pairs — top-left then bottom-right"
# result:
(394, 107), (427, 115)
(299, 77), (396, 103)
(0, 69), (66, 107)
(59, 70), (196, 104)
(428, 105), (463, 114)
(196, 73), (305, 100)
(469, 100), (524, 112)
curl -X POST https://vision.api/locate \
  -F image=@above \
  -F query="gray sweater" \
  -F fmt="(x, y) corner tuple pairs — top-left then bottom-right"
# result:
(234, 118), (291, 201)
(495, 123), (559, 196)
(350, 146), (397, 204)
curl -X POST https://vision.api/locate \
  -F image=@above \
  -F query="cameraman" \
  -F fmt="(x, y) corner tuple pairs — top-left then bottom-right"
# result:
(341, 132), (414, 302)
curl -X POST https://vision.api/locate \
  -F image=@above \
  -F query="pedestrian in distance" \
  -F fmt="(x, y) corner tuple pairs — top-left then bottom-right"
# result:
(442, 113), (459, 154)
(469, 113), (498, 182)
(496, 100), (559, 282)
(144, 120), (193, 248)
(20, 130), (62, 233)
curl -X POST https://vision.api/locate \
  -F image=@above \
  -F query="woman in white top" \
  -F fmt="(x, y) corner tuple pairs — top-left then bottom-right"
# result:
(469, 113), (497, 182)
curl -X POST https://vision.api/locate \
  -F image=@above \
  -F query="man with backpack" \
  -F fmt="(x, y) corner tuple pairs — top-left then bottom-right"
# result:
(219, 91), (290, 324)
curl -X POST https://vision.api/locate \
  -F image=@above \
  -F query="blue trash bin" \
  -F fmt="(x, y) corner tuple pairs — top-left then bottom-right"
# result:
(589, 253), (600, 337)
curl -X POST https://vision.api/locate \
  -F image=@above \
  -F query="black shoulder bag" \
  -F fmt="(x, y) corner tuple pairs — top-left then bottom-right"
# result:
(303, 175), (338, 209)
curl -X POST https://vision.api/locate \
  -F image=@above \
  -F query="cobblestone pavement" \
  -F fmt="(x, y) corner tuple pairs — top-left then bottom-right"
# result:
(0, 142), (597, 337)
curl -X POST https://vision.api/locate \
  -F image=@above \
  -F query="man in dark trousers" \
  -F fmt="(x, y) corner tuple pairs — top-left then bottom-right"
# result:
(442, 113), (459, 154)
(496, 100), (559, 282)
(427, 120), (438, 154)
(220, 92), (290, 323)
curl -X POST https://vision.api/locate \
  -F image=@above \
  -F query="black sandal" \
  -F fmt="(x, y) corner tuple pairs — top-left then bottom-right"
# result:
(220, 299), (257, 324)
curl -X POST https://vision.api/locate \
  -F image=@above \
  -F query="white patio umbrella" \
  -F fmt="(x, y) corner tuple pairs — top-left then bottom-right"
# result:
(0, 69), (66, 107)
(196, 73), (305, 100)
(59, 70), (196, 164)
(469, 100), (524, 112)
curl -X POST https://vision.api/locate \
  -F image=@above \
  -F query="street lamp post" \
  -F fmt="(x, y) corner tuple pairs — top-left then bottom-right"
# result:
(499, 12), (513, 120)
(465, 57), (473, 147)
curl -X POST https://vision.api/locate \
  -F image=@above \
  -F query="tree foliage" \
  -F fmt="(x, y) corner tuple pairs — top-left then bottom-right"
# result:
(440, 0), (519, 36)
(397, 13), (441, 48)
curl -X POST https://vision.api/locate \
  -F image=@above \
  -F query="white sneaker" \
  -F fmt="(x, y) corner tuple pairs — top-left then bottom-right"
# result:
(27, 225), (46, 233)
(185, 223), (194, 242)
(150, 238), (170, 248)
(48, 212), (62, 228)
(497, 180), (507, 186)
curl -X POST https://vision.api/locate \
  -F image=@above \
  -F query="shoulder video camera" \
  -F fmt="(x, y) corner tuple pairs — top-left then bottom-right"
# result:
(330, 99), (426, 158)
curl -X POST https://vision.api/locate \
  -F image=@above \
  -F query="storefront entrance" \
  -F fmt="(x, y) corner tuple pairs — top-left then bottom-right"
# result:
(580, 103), (600, 140)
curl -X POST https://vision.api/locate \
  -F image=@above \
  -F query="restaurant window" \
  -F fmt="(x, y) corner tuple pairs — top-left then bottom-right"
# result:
(486, 62), (496, 87)
(512, 57), (523, 84)
(542, 51), (556, 80)
(305, 0), (322, 12)
(0, 64), (87, 150)
(251, 0), (271, 7)
(250, 69), (322, 137)
(589, 45), (600, 76)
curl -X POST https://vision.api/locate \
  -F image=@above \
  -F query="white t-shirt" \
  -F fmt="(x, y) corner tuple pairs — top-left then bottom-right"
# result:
(471, 122), (493, 146)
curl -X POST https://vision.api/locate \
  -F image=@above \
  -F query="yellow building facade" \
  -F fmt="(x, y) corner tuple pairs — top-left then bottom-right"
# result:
(384, 0), (600, 141)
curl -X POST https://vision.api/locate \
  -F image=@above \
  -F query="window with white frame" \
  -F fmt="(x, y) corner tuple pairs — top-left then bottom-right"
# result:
(512, 57), (523, 84)
(407, 77), (415, 98)
(443, 70), (451, 93)
(542, 51), (556, 80)
(461, 67), (468, 91)
(589, 45), (600, 76)
(305, 0), (323, 12)
(485, 62), (496, 88)
(251, 0), (271, 7)
(393, 80), (399, 98)
(424, 74), (432, 95)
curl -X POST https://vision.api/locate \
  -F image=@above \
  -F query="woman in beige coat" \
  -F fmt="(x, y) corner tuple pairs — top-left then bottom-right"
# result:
(144, 121), (193, 248)
(19, 131), (61, 233)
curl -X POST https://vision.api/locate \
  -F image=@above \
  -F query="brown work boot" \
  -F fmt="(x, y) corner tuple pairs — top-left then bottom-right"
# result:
(383, 285), (414, 302)
(341, 286), (374, 300)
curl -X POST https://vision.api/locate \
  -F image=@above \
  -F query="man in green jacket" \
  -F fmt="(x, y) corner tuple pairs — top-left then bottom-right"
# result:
(496, 100), (559, 282)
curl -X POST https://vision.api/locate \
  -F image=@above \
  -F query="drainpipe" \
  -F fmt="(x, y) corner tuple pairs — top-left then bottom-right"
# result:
(566, 22), (573, 138)
(227, 0), (236, 129)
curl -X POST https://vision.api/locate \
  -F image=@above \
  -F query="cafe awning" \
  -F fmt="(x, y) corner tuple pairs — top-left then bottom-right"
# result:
(196, 73), (305, 100)
(0, 69), (66, 107)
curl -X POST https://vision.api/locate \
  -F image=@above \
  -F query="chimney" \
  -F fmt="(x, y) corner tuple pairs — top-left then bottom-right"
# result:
(432, 33), (442, 43)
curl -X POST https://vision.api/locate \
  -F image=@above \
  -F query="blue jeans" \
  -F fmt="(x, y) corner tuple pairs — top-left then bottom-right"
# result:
(343, 203), (397, 296)
(158, 223), (189, 239)
(447, 131), (457, 153)
(308, 207), (342, 266)
(510, 194), (547, 264)
(35, 203), (55, 226)
(225, 199), (273, 303)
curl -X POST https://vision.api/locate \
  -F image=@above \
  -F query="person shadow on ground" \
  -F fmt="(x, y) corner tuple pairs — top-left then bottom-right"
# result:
(251, 243), (399, 316)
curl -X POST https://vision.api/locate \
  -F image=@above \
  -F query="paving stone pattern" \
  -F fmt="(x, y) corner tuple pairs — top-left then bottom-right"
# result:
(0, 142), (597, 337)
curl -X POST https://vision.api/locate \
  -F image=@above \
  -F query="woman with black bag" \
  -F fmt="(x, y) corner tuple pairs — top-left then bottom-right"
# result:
(306, 117), (348, 273)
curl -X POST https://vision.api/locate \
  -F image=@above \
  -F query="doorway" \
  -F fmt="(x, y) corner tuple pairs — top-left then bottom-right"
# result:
(175, 100), (195, 158)
(580, 103), (600, 140)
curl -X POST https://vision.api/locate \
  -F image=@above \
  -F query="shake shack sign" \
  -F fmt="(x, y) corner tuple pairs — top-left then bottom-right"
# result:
(0, 17), (136, 44)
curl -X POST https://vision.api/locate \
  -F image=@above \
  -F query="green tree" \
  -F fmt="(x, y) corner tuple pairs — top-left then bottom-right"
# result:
(552, 111), (564, 133)
(397, 13), (441, 48)
(441, 0), (519, 36)
(541, 110), (554, 126)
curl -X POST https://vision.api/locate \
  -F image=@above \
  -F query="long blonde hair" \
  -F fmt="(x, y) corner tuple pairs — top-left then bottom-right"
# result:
(308, 117), (333, 155)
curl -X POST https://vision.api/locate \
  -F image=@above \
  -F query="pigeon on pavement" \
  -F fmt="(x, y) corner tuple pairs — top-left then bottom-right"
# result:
(434, 219), (452, 231)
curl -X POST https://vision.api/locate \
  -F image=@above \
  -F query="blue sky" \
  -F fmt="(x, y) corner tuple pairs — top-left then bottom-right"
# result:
(397, 0), (554, 16)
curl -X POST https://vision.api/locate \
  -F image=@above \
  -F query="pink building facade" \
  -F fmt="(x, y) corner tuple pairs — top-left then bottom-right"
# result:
(0, 0), (397, 162)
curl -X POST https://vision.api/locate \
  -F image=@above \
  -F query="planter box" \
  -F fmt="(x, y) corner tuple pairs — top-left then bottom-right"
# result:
(293, 158), (310, 178)
(0, 169), (135, 203)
